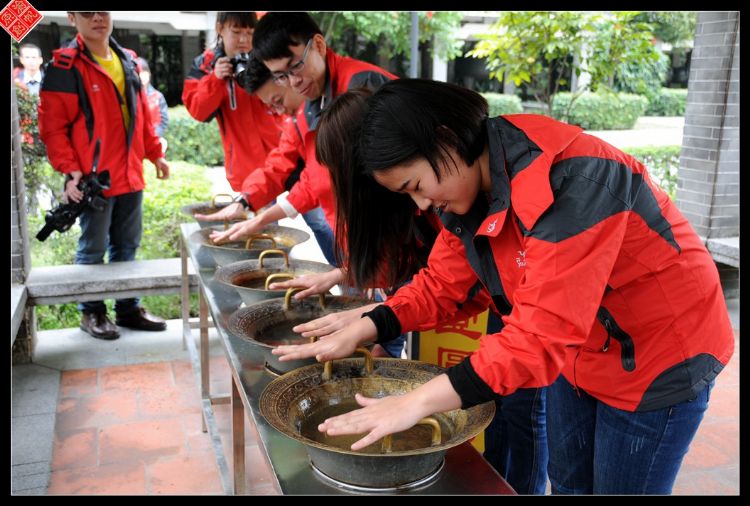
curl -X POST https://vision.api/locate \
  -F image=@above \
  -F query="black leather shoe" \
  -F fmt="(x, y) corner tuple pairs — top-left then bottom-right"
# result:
(115, 307), (167, 331)
(80, 311), (120, 340)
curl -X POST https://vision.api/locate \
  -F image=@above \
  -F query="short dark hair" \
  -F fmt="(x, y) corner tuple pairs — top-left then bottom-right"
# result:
(19, 43), (42, 57)
(252, 12), (322, 62)
(332, 79), (488, 287)
(241, 51), (272, 94)
(216, 12), (257, 29)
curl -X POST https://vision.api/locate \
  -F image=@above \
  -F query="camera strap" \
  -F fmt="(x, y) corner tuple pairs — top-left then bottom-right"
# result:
(227, 79), (237, 111)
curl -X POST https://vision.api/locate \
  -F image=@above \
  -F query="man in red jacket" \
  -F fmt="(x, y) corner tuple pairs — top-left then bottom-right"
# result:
(38, 12), (170, 340)
(209, 13), (395, 252)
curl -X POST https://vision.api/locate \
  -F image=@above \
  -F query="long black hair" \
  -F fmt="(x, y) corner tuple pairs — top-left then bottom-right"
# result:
(318, 79), (489, 288)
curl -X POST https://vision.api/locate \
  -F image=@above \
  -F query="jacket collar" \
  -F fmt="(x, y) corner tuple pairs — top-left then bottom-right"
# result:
(476, 115), (583, 236)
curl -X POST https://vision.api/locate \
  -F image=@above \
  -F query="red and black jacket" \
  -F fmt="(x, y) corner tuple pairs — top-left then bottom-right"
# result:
(240, 48), (396, 229)
(38, 34), (163, 198)
(182, 47), (283, 192)
(375, 114), (734, 412)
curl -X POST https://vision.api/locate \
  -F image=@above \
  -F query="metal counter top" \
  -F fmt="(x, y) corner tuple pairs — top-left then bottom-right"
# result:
(180, 222), (515, 495)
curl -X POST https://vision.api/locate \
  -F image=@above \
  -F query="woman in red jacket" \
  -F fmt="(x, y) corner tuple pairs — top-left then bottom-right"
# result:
(272, 79), (734, 494)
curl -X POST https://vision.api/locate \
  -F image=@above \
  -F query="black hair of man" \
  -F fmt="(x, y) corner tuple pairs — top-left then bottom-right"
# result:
(241, 51), (272, 94)
(252, 12), (322, 62)
(216, 12), (257, 29)
(19, 43), (42, 57)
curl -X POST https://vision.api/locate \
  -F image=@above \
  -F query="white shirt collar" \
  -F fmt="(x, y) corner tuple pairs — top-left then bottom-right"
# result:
(23, 70), (43, 84)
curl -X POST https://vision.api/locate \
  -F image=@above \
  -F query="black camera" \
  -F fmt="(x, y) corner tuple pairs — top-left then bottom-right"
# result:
(230, 52), (251, 88)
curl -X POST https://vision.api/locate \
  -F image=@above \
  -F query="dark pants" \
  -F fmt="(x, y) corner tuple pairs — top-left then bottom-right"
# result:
(546, 374), (712, 494)
(482, 311), (548, 494)
(76, 190), (143, 315)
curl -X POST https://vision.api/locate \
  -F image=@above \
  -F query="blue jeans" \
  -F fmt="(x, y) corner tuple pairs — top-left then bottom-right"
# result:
(301, 207), (337, 267)
(76, 190), (143, 315)
(484, 388), (549, 494)
(482, 311), (548, 494)
(546, 374), (713, 494)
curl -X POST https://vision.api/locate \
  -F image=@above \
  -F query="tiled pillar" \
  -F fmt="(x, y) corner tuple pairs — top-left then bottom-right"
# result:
(677, 12), (739, 298)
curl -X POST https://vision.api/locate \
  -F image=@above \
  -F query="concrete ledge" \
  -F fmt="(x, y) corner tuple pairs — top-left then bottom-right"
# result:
(11, 284), (28, 345)
(706, 237), (739, 268)
(26, 258), (198, 305)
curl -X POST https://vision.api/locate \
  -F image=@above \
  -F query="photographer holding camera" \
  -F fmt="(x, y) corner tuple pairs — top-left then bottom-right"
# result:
(182, 12), (282, 198)
(38, 12), (170, 340)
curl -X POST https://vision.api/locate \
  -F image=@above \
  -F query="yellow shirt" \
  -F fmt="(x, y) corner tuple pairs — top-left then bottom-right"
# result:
(93, 50), (131, 130)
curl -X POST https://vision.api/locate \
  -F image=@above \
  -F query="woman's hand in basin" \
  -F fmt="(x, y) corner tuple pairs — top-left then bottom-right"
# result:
(292, 302), (380, 339)
(272, 314), (377, 362)
(269, 268), (345, 300)
(318, 374), (462, 452)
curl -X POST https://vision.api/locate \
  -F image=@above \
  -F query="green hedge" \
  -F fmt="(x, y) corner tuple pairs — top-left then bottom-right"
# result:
(480, 93), (523, 117)
(552, 92), (648, 130)
(164, 105), (225, 166)
(622, 145), (680, 200)
(646, 88), (688, 116)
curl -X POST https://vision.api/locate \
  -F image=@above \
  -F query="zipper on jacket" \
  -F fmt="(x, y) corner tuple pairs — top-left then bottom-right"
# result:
(596, 307), (636, 372)
(228, 144), (233, 177)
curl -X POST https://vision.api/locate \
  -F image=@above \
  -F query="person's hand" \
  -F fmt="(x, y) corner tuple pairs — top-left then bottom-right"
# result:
(154, 157), (169, 179)
(64, 170), (84, 203)
(271, 315), (377, 363)
(291, 302), (380, 338)
(195, 202), (246, 222)
(213, 56), (234, 80)
(209, 215), (264, 243)
(318, 374), (462, 451)
(318, 392), (430, 452)
(268, 268), (345, 300)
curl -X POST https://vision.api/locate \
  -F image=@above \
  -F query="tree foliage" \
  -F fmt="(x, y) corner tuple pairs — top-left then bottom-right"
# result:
(634, 11), (697, 46)
(468, 11), (662, 119)
(310, 11), (464, 63)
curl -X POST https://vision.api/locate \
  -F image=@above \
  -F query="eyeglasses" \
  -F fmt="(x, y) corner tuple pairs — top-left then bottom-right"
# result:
(77, 12), (110, 19)
(271, 39), (313, 86)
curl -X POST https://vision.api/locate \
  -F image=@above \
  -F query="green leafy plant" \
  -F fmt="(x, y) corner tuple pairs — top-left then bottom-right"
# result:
(480, 93), (523, 116)
(645, 88), (688, 116)
(623, 145), (680, 200)
(163, 106), (224, 166)
(552, 91), (648, 130)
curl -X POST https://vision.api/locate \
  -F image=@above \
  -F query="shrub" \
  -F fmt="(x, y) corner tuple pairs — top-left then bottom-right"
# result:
(646, 88), (688, 116)
(622, 145), (680, 200)
(164, 105), (225, 166)
(480, 93), (523, 117)
(552, 91), (648, 130)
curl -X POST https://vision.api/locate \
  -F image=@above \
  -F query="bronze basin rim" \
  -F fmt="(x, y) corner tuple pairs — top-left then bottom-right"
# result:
(214, 258), (334, 295)
(189, 225), (310, 252)
(226, 295), (369, 351)
(180, 201), (251, 221)
(258, 357), (496, 457)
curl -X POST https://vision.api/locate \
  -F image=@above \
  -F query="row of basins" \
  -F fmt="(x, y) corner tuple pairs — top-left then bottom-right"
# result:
(184, 200), (494, 492)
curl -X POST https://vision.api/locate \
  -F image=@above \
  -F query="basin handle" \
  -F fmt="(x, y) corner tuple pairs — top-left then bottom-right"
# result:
(322, 347), (373, 381)
(211, 193), (233, 208)
(283, 287), (327, 311)
(246, 234), (277, 250)
(382, 417), (442, 453)
(259, 249), (290, 269)
(265, 273), (295, 290)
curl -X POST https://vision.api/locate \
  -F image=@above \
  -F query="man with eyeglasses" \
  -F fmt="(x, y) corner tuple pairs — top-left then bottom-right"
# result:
(210, 13), (395, 257)
(38, 11), (171, 340)
(184, 12), (335, 265)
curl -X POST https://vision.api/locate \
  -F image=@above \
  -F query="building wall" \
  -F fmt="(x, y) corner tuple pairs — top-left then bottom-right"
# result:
(677, 11), (739, 239)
